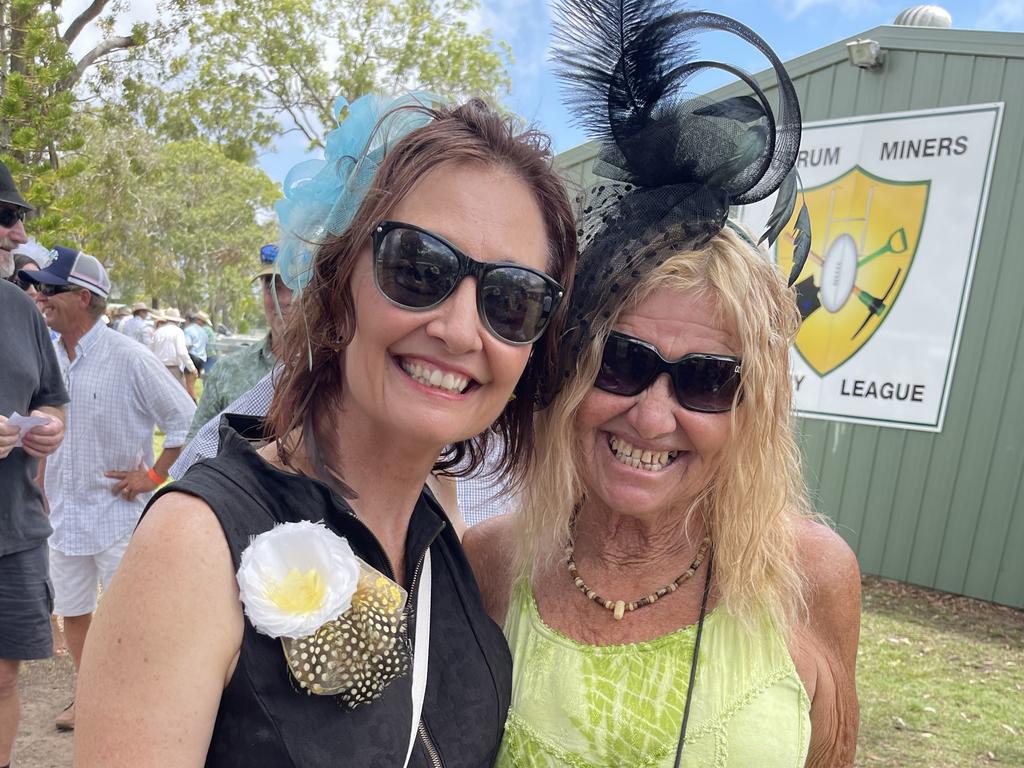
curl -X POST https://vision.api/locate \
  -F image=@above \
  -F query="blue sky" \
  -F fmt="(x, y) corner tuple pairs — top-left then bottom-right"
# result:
(257, 0), (1024, 182)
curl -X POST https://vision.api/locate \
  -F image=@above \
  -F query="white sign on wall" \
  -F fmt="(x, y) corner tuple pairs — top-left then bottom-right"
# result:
(739, 103), (1003, 432)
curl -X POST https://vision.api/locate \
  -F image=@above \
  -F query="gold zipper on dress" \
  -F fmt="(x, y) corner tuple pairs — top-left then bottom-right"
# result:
(418, 719), (444, 768)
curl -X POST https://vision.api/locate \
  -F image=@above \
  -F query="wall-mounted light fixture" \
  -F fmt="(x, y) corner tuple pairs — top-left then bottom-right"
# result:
(846, 38), (885, 69)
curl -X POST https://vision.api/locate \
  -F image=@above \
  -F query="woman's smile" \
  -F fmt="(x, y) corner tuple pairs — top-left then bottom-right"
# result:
(607, 433), (680, 472)
(395, 354), (479, 396)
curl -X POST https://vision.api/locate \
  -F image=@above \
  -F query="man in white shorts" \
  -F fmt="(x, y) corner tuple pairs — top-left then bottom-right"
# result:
(19, 246), (195, 731)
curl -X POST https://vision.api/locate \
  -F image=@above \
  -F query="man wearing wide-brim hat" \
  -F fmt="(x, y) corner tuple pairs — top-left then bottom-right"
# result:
(120, 300), (154, 347)
(151, 307), (197, 398)
(110, 305), (131, 333)
(183, 311), (211, 382)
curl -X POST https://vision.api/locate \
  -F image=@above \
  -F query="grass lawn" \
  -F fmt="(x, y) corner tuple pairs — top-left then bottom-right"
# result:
(857, 576), (1024, 767)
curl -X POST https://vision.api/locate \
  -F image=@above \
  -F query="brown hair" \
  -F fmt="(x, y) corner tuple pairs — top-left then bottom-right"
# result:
(266, 98), (577, 496)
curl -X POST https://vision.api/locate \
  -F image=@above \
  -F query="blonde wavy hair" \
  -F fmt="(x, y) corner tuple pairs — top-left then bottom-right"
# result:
(515, 225), (816, 632)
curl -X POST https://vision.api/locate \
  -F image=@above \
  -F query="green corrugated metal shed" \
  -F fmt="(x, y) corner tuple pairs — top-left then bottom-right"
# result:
(556, 24), (1024, 609)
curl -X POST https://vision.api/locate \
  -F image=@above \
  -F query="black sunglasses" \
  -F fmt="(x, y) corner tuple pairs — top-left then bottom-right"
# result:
(38, 283), (81, 297)
(0, 206), (27, 228)
(595, 331), (742, 413)
(372, 221), (564, 345)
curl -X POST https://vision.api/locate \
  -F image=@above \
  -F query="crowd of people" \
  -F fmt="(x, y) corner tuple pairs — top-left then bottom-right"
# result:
(0, 3), (861, 767)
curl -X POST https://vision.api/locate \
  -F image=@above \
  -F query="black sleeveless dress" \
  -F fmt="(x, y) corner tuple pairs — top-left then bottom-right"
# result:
(147, 417), (512, 767)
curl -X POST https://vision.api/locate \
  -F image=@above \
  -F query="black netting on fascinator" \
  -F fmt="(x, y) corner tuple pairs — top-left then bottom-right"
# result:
(543, 0), (810, 401)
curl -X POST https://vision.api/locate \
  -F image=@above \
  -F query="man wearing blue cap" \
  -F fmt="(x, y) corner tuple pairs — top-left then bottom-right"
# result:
(185, 244), (293, 440)
(0, 160), (68, 768)
(18, 246), (195, 731)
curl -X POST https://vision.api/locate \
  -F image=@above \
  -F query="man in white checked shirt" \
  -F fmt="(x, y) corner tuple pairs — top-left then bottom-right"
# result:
(19, 246), (195, 732)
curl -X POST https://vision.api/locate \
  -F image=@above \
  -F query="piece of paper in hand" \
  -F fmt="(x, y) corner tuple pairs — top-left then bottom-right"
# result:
(7, 411), (49, 447)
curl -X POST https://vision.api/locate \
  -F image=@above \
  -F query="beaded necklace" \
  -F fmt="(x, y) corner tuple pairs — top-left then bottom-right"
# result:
(566, 536), (712, 620)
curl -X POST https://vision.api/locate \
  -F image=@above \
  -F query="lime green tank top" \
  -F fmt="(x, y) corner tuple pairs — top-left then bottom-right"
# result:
(496, 579), (810, 768)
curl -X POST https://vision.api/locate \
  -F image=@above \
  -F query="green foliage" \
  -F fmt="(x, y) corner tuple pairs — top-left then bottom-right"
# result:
(1, 0), (511, 327)
(36, 115), (278, 329)
(136, 0), (512, 153)
(0, 2), (76, 178)
(0, 0), (198, 202)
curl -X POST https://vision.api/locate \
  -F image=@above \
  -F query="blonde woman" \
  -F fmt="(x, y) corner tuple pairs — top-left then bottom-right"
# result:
(464, 3), (860, 766)
(467, 228), (860, 766)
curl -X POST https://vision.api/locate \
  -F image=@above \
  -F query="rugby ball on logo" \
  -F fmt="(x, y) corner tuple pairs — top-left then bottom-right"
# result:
(820, 233), (858, 313)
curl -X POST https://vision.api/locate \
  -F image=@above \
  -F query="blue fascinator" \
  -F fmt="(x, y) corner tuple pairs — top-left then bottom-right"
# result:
(274, 91), (440, 292)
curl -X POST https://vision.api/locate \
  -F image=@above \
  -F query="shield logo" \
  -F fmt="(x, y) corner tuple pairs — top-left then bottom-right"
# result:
(775, 166), (929, 376)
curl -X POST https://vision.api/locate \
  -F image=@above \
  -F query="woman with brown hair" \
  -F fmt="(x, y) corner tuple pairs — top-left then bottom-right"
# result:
(73, 95), (576, 767)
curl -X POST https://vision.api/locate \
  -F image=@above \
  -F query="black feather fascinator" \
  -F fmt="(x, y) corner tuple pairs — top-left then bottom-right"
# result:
(546, 0), (810, 396)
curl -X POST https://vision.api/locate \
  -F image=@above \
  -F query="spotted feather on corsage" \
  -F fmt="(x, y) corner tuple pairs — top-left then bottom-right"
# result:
(236, 521), (410, 709)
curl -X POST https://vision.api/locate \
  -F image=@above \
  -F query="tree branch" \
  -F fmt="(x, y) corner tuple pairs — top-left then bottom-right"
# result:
(288, 60), (330, 122)
(62, 0), (110, 47)
(66, 35), (138, 89)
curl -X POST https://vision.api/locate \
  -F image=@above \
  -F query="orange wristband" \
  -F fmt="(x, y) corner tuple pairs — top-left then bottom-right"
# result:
(147, 467), (166, 485)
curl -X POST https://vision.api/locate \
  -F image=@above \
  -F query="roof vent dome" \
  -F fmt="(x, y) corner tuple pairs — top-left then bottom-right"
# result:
(894, 5), (953, 28)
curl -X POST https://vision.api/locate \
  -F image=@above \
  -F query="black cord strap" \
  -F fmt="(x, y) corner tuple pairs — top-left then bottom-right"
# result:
(672, 552), (714, 768)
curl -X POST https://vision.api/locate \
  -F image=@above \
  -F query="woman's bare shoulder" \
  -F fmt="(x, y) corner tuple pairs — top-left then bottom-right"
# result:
(74, 492), (244, 765)
(114, 489), (242, 642)
(116, 490), (244, 672)
(792, 517), (861, 767)
(463, 514), (519, 624)
(794, 518), (861, 614)
(139, 489), (228, 539)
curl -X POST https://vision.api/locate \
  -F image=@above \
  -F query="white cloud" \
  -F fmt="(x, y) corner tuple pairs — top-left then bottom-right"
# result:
(977, 0), (1024, 29)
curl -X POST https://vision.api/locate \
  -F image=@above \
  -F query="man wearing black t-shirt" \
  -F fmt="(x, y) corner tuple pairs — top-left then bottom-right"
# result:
(0, 161), (68, 768)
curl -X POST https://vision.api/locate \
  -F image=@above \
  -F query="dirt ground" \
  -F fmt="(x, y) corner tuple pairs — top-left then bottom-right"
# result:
(14, 652), (75, 767)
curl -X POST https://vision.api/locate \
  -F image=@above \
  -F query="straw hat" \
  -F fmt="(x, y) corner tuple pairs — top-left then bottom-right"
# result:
(162, 307), (185, 324)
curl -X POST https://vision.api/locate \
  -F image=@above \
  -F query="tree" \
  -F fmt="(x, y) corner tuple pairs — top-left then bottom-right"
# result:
(1, 0), (510, 326)
(142, 139), (278, 327)
(44, 113), (278, 327)
(132, 0), (511, 159)
(1, 0), (197, 166)
(1, 0), (202, 233)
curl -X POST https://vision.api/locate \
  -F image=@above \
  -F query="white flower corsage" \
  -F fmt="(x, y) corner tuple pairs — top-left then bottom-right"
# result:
(236, 521), (410, 707)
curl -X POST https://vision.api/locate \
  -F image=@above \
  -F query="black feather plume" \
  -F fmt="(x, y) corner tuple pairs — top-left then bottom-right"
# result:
(545, 1), (810, 400)
(552, 0), (696, 147)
